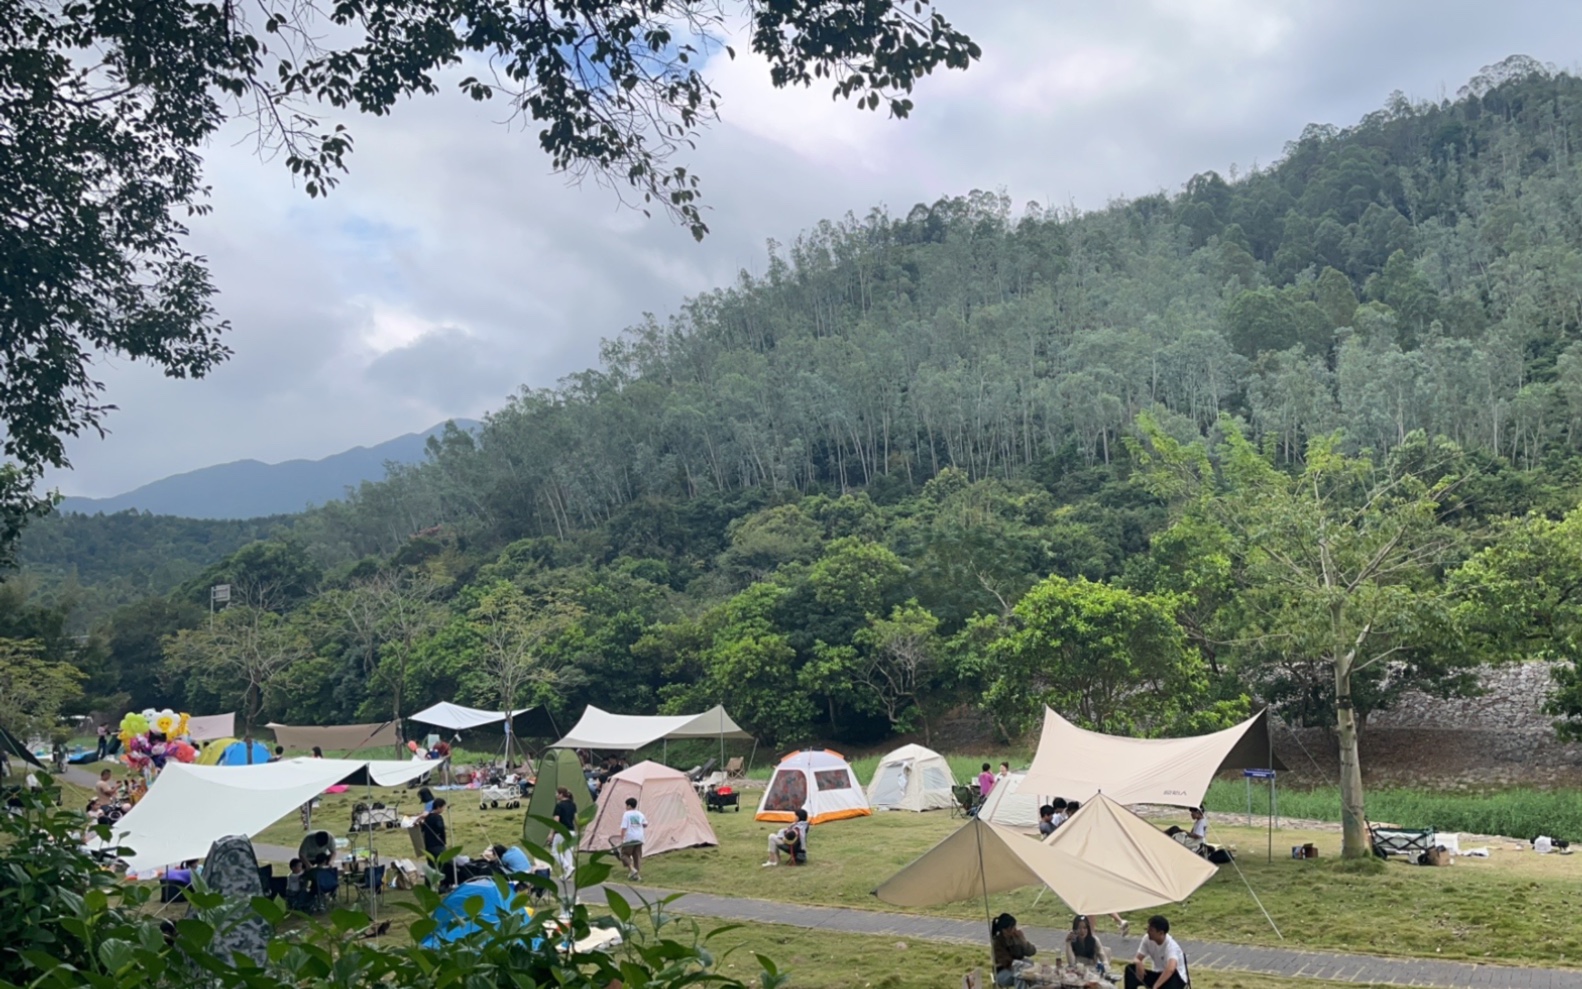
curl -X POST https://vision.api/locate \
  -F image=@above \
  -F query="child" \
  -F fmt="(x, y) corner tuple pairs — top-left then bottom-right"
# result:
(1038, 804), (1057, 837)
(620, 796), (648, 882)
(285, 858), (308, 911)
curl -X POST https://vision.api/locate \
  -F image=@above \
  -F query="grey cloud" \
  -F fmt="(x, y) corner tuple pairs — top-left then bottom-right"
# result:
(364, 327), (524, 410)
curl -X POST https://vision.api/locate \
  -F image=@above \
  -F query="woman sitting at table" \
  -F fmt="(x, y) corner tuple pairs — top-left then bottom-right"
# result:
(990, 912), (1037, 987)
(1065, 915), (1111, 981)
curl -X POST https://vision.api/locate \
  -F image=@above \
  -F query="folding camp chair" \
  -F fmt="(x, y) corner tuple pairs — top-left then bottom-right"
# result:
(724, 757), (745, 781)
(950, 784), (978, 819)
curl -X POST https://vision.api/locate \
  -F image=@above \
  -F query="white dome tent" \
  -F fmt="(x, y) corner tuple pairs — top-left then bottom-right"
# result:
(756, 749), (871, 824)
(867, 743), (957, 812)
(977, 771), (1042, 830)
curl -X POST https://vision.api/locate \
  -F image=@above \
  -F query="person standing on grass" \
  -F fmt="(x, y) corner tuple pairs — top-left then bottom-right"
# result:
(552, 786), (578, 877)
(95, 724), (108, 761)
(1127, 915), (1187, 989)
(419, 798), (451, 888)
(619, 796), (648, 882)
(977, 763), (996, 798)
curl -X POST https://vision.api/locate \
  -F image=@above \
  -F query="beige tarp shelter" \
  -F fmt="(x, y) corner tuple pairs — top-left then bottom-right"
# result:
(867, 743), (956, 812)
(876, 794), (1216, 915)
(552, 705), (750, 750)
(1020, 708), (1285, 807)
(185, 713), (235, 742)
(95, 757), (442, 872)
(267, 721), (400, 753)
(582, 761), (717, 857)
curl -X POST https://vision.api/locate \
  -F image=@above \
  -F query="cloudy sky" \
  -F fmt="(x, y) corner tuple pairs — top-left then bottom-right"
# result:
(48, 1), (1582, 497)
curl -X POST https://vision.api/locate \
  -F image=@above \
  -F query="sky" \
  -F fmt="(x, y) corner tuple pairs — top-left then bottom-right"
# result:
(47, 1), (1582, 498)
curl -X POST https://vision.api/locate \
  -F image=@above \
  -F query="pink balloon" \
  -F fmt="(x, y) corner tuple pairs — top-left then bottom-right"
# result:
(407, 740), (419, 752)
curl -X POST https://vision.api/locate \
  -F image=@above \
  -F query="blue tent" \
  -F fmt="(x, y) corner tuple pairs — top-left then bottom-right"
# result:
(421, 878), (535, 947)
(215, 740), (273, 766)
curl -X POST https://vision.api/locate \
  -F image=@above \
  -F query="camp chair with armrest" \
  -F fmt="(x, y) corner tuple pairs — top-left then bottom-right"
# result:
(309, 866), (341, 911)
(724, 757), (745, 781)
(950, 784), (978, 819)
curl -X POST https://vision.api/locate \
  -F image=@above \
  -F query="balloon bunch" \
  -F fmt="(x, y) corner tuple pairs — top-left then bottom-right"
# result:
(120, 708), (198, 773)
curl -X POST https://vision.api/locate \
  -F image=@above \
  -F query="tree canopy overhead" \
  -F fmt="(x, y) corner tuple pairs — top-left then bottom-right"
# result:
(0, 0), (979, 556)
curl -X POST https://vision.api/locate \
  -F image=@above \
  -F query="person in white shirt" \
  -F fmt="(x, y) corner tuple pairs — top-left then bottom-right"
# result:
(1126, 915), (1188, 989)
(619, 796), (648, 882)
(764, 808), (809, 865)
(1188, 806), (1208, 842)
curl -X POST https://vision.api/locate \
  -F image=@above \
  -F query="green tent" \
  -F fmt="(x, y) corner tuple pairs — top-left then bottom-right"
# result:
(522, 748), (592, 850)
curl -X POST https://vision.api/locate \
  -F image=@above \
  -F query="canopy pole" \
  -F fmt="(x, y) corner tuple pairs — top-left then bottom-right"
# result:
(972, 818), (997, 975)
(1227, 853), (1282, 939)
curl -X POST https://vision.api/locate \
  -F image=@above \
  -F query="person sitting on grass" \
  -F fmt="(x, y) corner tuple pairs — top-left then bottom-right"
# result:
(990, 912), (1037, 987)
(1127, 915), (1187, 989)
(764, 808), (809, 866)
(619, 796), (647, 882)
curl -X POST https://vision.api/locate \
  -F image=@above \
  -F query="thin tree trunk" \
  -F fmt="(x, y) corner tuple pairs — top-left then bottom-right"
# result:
(1334, 646), (1367, 857)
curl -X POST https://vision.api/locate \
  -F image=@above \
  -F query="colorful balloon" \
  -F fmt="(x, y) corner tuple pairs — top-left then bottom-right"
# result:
(407, 740), (420, 753)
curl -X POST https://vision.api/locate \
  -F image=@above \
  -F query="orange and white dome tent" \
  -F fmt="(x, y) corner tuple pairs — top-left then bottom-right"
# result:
(755, 749), (871, 824)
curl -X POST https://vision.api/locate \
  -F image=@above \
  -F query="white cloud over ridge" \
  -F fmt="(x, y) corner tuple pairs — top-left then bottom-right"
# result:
(46, 1), (1582, 497)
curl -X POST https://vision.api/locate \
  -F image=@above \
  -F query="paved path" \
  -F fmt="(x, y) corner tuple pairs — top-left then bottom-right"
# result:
(600, 884), (1577, 988)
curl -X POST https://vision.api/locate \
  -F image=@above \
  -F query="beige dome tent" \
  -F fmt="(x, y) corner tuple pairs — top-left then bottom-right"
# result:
(867, 743), (956, 812)
(977, 771), (1042, 829)
(581, 761), (717, 857)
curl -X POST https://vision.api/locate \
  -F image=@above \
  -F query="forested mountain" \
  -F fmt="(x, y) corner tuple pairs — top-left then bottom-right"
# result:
(17, 58), (1582, 766)
(56, 420), (479, 519)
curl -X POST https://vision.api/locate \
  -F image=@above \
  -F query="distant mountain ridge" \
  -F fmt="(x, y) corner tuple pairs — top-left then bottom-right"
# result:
(59, 420), (479, 519)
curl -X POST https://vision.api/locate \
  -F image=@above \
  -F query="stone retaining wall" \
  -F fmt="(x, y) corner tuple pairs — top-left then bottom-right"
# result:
(1270, 661), (1582, 787)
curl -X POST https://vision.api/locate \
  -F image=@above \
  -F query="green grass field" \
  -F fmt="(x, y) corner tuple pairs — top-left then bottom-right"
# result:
(240, 778), (1582, 969)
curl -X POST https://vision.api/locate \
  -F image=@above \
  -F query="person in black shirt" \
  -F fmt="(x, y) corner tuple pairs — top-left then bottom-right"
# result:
(418, 798), (451, 888)
(552, 786), (578, 876)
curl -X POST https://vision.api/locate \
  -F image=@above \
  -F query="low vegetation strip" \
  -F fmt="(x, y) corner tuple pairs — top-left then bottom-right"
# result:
(1203, 781), (1582, 841)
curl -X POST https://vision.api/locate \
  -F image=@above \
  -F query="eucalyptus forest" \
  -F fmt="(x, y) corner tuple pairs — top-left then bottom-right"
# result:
(13, 61), (1582, 835)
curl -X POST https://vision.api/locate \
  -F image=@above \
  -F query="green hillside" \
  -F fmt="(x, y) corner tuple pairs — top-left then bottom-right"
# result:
(18, 57), (1582, 755)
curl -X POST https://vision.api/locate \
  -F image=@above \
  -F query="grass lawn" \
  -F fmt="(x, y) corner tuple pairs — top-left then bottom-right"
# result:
(247, 783), (1582, 968)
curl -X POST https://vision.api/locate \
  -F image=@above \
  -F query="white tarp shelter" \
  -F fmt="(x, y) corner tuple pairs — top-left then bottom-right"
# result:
(552, 705), (750, 750)
(1019, 708), (1285, 807)
(185, 713), (235, 742)
(978, 771), (1042, 829)
(410, 702), (531, 732)
(97, 757), (441, 871)
(756, 749), (870, 824)
(867, 743), (956, 812)
(876, 795), (1217, 915)
(581, 761), (717, 857)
